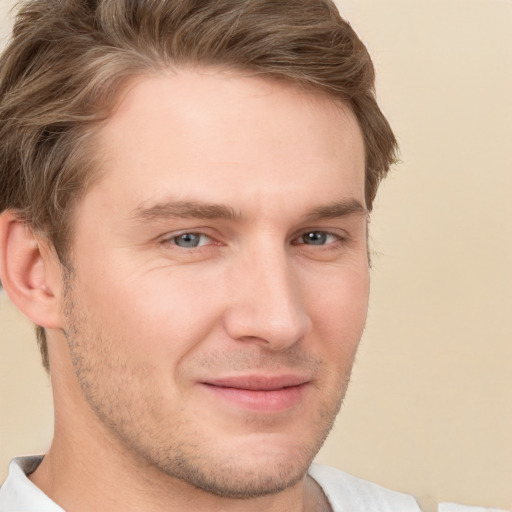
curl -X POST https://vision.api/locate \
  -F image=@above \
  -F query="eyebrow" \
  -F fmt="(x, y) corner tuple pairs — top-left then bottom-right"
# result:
(129, 198), (367, 224)
(130, 200), (242, 223)
(302, 199), (368, 222)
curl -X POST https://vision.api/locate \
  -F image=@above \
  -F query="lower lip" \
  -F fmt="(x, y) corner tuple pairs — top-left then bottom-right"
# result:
(200, 383), (308, 412)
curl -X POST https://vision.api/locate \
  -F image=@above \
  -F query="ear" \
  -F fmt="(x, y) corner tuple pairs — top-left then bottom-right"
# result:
(0, 211), (64, 329)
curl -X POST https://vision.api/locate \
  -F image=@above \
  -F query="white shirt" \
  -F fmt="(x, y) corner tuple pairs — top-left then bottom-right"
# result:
(0, 457), (64, 512)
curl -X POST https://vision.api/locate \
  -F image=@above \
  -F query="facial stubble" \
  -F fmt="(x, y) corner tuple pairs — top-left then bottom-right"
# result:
(61, 273), (353, 499)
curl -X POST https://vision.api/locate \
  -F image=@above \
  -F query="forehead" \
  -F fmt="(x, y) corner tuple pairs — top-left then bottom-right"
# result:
(85, 68), (365, 222)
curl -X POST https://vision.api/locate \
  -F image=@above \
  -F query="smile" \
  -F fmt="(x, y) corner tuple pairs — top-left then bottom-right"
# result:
(199, 375), (311, 412)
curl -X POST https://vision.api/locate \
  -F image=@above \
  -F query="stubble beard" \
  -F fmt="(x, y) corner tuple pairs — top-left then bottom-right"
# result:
(61, 275), (352, 499)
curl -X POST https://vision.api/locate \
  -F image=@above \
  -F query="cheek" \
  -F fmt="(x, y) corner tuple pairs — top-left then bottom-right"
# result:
(76, 263), (226, 366)
(307, 263), (370, 326)
(305, 264), (370, 367)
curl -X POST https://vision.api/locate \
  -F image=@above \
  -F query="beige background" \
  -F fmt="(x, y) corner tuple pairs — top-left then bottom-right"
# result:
(1, 0), (511, 509)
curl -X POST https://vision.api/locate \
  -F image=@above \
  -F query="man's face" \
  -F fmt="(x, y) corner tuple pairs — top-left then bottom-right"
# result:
(59, 69), (369, 498)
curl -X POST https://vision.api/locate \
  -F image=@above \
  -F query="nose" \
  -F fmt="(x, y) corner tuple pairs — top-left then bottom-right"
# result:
(223, 243), (312, 351)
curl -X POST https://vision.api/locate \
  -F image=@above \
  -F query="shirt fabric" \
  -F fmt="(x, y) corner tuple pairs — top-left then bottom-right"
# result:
(0, 455), (422, 512)
(0, 457), (64, 512)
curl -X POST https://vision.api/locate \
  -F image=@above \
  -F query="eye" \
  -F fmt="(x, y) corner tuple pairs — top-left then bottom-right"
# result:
(296, 231), (339, 246)
(169, 233), (212, 248)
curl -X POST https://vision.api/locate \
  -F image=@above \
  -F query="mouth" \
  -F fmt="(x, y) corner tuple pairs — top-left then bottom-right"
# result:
(199, 375), (311, 412)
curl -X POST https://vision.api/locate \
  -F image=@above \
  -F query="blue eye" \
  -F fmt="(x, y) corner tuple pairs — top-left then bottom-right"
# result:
(172, 233), (209, 248)
(300, 231), (335, 245)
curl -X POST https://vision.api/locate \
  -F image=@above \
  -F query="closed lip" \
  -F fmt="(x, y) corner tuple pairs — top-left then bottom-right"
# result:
(199, 374), (311, 412)
(200, 374), (311, 391)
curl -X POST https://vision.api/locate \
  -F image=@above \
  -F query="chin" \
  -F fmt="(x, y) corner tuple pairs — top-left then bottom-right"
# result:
(165, 454), (311, 499)
(148, 429), (328, 499)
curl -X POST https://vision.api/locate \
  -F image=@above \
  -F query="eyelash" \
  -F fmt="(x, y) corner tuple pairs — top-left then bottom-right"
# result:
(161, 232), (215, 249)
(161, 230), (347, 250)
(292, 231), (344, 247)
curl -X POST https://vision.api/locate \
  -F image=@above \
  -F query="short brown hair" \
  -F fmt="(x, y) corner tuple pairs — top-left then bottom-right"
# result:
(0, 0), (398, 371)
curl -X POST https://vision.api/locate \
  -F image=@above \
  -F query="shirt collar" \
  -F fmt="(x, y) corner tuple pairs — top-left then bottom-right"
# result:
(0, 456), (65, 511)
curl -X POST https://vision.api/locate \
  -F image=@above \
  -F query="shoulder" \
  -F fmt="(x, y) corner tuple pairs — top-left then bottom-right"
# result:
(308, 463), (422, 512)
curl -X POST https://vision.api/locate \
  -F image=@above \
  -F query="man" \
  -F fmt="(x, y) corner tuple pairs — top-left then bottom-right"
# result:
(0, 1), (421, 510)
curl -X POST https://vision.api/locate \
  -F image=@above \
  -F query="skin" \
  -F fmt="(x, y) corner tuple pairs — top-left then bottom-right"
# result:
(2, 68), (369, 512)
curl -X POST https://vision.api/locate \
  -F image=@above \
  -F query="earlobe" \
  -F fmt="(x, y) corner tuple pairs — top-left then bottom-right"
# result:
(0, 211), (63, 329)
